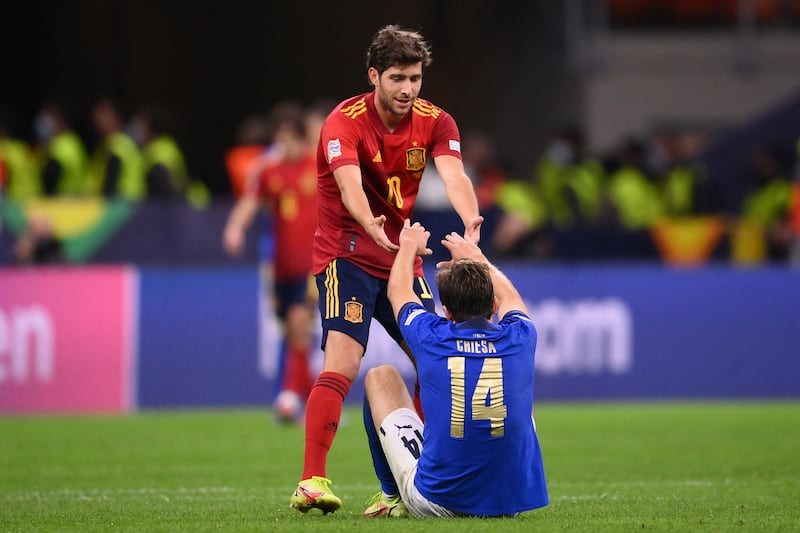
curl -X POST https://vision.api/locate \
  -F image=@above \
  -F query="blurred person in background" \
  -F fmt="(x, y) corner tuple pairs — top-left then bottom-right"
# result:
(129, 105), (209, 208)
(490, 178), (550, 258)
(289, 25), (482, 517)
(647, 128), (707, 217)
(86, 98), (144, 200)
(536, 126), (607, 228)
(0, 111), (38, 202)
(460, 130), (505, 212)
(225, 113), (271, 198)
(788, 137), (800, 267)
(13, 212), (64, 265)
(742, 145), (793, 261)
(34, 100), (88, 197)
(607, 138), (664, 231)
(223, 102), (319, 423)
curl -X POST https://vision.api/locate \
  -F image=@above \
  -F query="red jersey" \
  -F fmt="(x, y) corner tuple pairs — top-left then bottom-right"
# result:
(314, 92), (462, 279)
(250, 154), (318, 281)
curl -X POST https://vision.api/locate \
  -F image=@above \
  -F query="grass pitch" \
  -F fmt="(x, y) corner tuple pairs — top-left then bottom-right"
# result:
(1, 401), (798, 532)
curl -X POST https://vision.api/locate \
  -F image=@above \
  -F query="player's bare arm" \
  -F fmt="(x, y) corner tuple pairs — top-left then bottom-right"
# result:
(388, 219), (431, 317)
(223, 194), (260, 256)
(333, 164), (400, 253)
(439, 232), (528, 317)
(433, 154), (483, 244)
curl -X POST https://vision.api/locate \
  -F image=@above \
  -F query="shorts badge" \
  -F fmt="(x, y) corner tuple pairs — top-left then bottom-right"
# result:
(406, 147), (426, 172)
(344, 299), (364, 323)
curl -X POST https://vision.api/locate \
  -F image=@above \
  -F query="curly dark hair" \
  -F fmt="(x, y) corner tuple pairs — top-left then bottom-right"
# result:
(366, 25), (432, 76)
(435, 259), (494, 323)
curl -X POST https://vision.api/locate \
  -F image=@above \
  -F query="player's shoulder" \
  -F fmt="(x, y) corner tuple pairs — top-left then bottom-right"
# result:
(398, 301), (439, 328)
(332, 93), (371, 122)
(412, 97), (447, 120)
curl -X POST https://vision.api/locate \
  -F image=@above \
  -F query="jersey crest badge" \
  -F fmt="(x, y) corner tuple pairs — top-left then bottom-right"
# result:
(406, 147), (426, 172)
(344, 299), (364, 323)
(327, 138), (342, 163)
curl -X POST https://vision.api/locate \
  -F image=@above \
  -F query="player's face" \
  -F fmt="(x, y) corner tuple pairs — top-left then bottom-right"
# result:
(370, 62), (423, 125)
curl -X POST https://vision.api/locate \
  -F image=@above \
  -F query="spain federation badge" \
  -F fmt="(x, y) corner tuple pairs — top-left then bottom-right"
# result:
(344, 299), (364, 323)
(406, 147), (426, 172)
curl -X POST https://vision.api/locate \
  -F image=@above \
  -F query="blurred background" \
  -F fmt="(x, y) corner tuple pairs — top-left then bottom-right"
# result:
(2, 0), (800, 265)
(1, 0), (798, 413)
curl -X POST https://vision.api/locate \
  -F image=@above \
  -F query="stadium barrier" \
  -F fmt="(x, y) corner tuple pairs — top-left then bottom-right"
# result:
(1, 264), (798, 413)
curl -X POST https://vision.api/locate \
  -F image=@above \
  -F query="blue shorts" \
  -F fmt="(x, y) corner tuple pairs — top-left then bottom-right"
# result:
(315, 258), (436, 351)
(273, 276), (312, 320)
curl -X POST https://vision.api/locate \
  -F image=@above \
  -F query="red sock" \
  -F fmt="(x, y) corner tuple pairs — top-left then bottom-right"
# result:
(302, 371), (350, 480)
(281, 346), (313, 400)
(413, 379), (425, 423)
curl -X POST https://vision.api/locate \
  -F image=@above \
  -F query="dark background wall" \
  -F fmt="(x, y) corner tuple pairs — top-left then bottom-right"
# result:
(2, 0), (583, 194)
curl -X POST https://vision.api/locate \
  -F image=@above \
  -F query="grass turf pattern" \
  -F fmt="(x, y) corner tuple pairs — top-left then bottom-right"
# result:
(1, 402), (798, 531)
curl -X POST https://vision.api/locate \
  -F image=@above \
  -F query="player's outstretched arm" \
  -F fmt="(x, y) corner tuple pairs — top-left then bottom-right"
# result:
(388, 219), (432, 318)
(223, 194), (260, 257)
(333, 165), (399, 252)
(434, 154), (483, 244)
(439, 232), (528, 318)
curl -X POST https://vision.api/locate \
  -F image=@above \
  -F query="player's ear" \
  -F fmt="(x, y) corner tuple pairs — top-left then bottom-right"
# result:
(442, 305), (453, 321)
(368, 67), (380, 87)
(492, 297), (499, 317)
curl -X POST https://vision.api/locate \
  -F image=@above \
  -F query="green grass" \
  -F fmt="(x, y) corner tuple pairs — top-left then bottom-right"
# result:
(1, 401), (799, 532)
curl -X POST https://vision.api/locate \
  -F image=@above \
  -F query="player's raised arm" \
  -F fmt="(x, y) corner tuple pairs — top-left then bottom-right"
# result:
(439, 232), (527, 318)
(333, 164), (399, 253)
(433, 154), (483, 244)
(388, 219), (432, 318)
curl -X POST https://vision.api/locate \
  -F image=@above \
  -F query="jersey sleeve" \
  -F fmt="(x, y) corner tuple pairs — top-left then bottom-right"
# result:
(320, 111), (362, 172)
(430, 111), (463, 160)
(397, 301), (439, 347)
(498, 310), (537, 347)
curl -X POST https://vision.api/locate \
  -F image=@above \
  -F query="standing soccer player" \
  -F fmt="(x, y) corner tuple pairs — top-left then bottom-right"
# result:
(364, 220), (548, 517)
(289, 25), (482, 515)
(224, 105), (318, 420)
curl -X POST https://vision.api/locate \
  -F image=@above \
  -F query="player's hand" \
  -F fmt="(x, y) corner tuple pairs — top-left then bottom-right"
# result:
(365, 214), (400, 253)
(223, 226), (245, 257)
(399, 219), (433, 256)
(464, 215), (484, 244)
(437, 231), (485, 268)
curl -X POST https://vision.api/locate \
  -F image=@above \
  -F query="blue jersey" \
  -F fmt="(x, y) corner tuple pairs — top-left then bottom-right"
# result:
(398, 302), (549, 516)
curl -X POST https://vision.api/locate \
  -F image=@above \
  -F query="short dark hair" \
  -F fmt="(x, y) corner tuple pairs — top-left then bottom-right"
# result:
(435, 259), (494, 322)
(366, 25), (432, 76)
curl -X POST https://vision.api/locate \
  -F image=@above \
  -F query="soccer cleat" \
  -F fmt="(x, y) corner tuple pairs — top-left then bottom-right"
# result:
(363, 491), (409, 518)
(289, 476), (342, 515)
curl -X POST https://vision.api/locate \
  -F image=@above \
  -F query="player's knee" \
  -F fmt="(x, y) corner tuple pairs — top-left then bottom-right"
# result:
(365, 365), (401, 390)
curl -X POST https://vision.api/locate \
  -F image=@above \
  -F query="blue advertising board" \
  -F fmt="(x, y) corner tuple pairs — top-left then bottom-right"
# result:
(134, 264), (800, 409)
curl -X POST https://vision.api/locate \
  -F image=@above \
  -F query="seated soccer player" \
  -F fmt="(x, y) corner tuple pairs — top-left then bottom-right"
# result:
(362, 220), (549, 518)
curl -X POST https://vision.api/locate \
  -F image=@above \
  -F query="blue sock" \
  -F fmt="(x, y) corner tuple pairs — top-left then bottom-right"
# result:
(363, 395), (398, 496)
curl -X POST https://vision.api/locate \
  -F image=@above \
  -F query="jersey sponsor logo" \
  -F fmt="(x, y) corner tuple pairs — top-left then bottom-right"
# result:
(344, 299), (364, 323)
(327, 138), (342, 163)
(448, 139), (461, 152)
(373, 151), (382, 163)
(406, 147), (426, 172)
(341, 97), (367, 119)
(412, 99), (441, 118)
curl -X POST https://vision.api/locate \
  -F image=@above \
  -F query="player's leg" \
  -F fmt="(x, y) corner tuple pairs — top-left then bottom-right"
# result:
(290, 259), (377, 514)
(279, 278), (315, 397)
(365, 365), (455, 518)
(273, 279), (313, 422)
(362, 392), (404, 517)
(374, 274), (436, 420)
